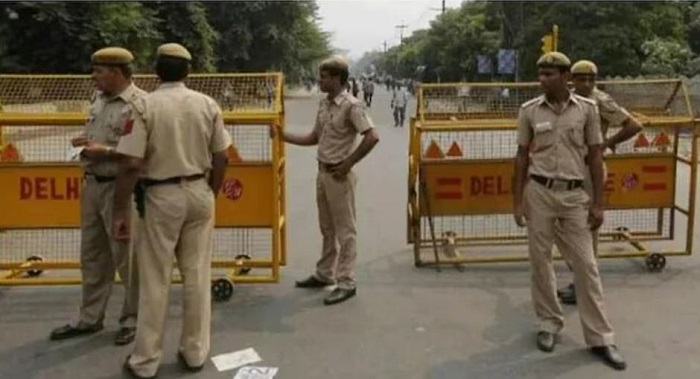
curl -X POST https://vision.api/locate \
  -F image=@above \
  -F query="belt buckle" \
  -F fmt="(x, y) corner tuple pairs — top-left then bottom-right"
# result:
(550, 180), (569, 191)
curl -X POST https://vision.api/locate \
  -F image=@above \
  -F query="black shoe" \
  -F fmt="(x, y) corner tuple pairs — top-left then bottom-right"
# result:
(123, 355), (157, 378)
(323, 287), (356, 306)
(591, 345), (627, 371)
(295, 276), (332, 289)
(536, 331), (556, 353)
(114, 326), (136, 346)
(177, 351), (204, 372)
(557, 283), (577, 305)
(50, 321), (103, 341)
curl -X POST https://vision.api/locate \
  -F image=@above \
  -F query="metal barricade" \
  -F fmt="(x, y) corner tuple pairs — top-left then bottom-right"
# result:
(0, 73), (287, 301)
(408, 79), (697, 272)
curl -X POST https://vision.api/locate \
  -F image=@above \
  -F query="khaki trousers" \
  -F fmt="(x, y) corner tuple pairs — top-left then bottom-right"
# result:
(555, 163), (607, 269)
(314, 170), (358, 290)
(128, 179), (214, 378)
(79, 178), (138, 327)
(524, 180), (615, 346)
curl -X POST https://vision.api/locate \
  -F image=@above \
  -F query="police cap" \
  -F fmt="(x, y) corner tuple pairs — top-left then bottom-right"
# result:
(571, 60), (598, 75)
(536, 52), (571, 69)
(91, 47), (134, 66)
(156, 43), (192, 61)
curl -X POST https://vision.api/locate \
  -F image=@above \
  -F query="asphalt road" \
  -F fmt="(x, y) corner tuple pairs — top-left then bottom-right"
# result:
(1, 87), (699, 379)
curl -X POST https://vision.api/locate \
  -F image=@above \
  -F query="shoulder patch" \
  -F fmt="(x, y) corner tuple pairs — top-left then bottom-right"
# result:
(132, 87), (148, 100)
(131, 96), (147, 115)
(521, 96), (542, 109)
(347, 95), (363, 106)
(593, 89), (618, 107)
(574, 94), (596, 106)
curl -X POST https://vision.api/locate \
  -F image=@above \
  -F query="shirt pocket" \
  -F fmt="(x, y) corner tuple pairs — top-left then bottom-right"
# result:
(566, 118), (587, 148)
(532, 122), (555, 151)
(328, 110), (351, 137)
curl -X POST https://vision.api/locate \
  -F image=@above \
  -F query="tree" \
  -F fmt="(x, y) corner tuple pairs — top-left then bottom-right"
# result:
(640, 37), (692, 77)
(0, 1), (330, 77)
(372, 1), (501, 82)
(366, 1), (698, 82)
(205, 1), (330, 81)
(145, 1), (218, 72)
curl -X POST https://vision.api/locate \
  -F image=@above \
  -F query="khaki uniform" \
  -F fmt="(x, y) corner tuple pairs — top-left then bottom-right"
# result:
(555, 88), (631, 257)
(79, 83), (145, 328)
(518, 93), (616, 346)
(313, 91), (374, 290)
(117, 82), (231, 377)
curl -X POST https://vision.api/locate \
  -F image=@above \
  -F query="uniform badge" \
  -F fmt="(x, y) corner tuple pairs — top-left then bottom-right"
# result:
(121, 108), (134, 135)
(123, 119), (134, 135)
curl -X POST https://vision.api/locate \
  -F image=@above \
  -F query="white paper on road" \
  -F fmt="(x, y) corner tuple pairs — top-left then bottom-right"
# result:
(211, 347), (262, 372)
(233, 366), (279, 379)
(66, 146), (84, 161)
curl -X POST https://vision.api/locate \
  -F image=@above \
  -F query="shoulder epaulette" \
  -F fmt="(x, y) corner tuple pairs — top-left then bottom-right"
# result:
(520, 96), (542, 109)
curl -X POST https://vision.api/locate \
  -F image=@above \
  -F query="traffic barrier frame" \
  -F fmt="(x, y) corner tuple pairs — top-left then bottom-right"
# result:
(408, 79), (697, 272)
(0, 73), (288, 301)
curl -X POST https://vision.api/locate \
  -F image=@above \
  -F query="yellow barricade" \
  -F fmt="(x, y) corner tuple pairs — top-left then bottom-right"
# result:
(0, 73), (287, 301)
(408, 79), (697, 272)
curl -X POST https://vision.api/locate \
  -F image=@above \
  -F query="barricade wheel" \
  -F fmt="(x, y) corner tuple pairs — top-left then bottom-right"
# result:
(645, 253), (666, 272)
(235, 254), (252, 275)
(211, 278), (234, 302)
(26, 255), (44, 277)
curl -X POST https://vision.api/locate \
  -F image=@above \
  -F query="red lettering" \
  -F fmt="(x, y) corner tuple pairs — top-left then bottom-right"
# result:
(19, 176), (82, 200)
(470, 176), (511, 196)
(67, 177), (80, 200)
(20, 177), (32, 199)
(35, 177), (48, 200)
(483, 176), (494, 195)
(497, 176), (509, 195)
(50, 178), (64, 200)
(470, 177), (481, 196)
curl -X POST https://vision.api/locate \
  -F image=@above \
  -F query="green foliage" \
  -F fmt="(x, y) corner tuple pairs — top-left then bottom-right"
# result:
(145, 2), (218, 72)
(367, 1), (698, 82)
(640, 37), (692, 77)
(0, 1), (330, 77)
(205, 1), (330, 81)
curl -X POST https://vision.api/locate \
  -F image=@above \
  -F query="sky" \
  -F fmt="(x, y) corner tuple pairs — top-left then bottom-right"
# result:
(316, 0), (462, 60)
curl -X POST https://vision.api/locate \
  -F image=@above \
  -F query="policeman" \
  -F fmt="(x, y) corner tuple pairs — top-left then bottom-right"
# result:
(513, 52), (626, 370)
(112, 43), (231, 378)
(50, 47), (145, 346)
(556, 59), (643, 305)
(270, 55), (379, 306)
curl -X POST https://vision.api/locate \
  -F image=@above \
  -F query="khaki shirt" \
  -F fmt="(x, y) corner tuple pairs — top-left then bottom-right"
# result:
(314, 91), (374, 164)
(116, 82), (232, 180)
(517, 94), (603, 181)
(83, 83), (147, 176)
(580, 87), (631, 138)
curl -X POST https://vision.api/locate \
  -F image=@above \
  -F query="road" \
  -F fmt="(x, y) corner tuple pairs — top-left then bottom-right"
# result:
(1, 87), (700, 379)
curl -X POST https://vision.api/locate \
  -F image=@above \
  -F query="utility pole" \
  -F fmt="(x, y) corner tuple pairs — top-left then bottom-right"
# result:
(430, 0), (446, 15)
(396, 21), (408, 44)
(383, 41), (388, 53)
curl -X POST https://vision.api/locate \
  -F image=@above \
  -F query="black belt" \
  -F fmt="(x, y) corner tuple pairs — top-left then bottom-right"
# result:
(142, 174), (206, 188)
(84, 173), (116, 183)
(530, 174), (583, 190)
